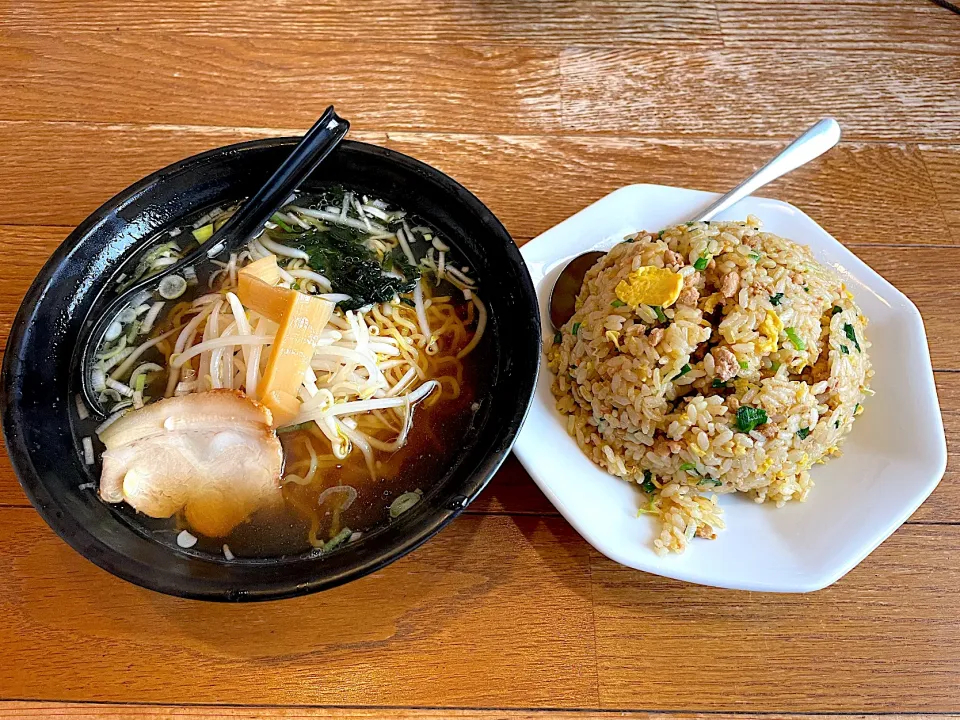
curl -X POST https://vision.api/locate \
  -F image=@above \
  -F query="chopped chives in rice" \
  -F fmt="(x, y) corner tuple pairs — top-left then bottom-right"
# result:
(671, 364), (692, 381)
(843, 323), (861, 352)
(785, 327), (805, 351)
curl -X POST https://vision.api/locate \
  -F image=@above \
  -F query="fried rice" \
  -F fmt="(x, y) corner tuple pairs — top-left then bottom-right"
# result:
(548, 216), (872, 554)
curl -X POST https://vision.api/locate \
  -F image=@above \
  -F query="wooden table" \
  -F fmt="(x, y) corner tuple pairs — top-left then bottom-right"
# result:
(1, 1), (959, 718)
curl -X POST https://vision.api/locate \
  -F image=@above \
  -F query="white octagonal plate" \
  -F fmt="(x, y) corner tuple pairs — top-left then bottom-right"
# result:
(515, 184), (946, 592)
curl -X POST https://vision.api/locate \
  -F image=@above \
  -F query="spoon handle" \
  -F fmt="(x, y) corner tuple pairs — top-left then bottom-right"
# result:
(201, 107), (349, 260)
(694, 118), (841, 222)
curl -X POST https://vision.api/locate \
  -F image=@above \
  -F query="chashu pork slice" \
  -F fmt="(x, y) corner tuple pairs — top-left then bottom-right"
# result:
(98, 390), (284, 537)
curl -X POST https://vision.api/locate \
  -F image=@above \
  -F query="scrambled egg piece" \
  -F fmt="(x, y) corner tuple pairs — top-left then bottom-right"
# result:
(758, 458), (774, 474)
(756, 310), (783, 354)
(615, 267), (683, 308)
(702, 293), (722, 313)
(605, 330), (621, 349)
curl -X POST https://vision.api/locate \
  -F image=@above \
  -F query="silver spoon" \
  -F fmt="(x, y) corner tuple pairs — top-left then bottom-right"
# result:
(77, 106), (351, 417)
(548, 117), (841, 330)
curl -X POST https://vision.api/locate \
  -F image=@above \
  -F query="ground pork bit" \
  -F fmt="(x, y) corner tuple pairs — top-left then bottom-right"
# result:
(760, 423), (778, 439)
(647, 327), (665, 347)
(712, 346), (739, 381)
(678, 285), (700, 306)
(663, 249), (684, 270)
(720, 270), (740, 298)
(652, 438), (682, 457)
(695, 523), (717, 540)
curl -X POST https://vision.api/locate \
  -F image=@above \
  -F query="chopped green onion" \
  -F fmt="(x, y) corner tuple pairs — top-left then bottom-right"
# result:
(158, 274), (187, 300)
(270, 213), (294, 232)
(685, 221), (695, 227)
(699, 477), (722, 487)
(657, 230), (665, 240)
(797, 427), (811, 440)
(738, 360), (749, 370)
(854, 403), (861, 414)
(611, 299), (627, 308)
(572, 322), (582, 336)
(735, 405), (768, 433)
(835, 419), (841, 429)
(803, 286), (810, 293)
(192, 224), (213, 243)
(640, 470), (656, 494)
(843, 323), (861, 352)
(711, 379), (727, 388)
(322, 527), (353, 552)
(832, 305), (842, 316)
(694, 255), (710, 271)
(389, 490), (422, 519)
(770, 360), (781, 372)
(785, 327), (806, 351)
(554, 331), (562, 344)
(671, 363), (692, 381)
(679, 462), (697, 472)
(652, 306), (668, 323)
(748, 252), (762, 262)
(840, 344), (850, 355)
(769, 293), (784, 306)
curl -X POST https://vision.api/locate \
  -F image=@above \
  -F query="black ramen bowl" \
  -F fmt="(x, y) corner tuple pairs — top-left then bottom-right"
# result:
(0, 138), (540, 601)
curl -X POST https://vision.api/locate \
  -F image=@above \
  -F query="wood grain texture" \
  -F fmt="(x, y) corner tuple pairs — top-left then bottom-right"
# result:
(0, 511), (597, 707)
(0, 34), (562, 134)
(3, 706), (960, 720)
(1, 508), (959, 711)
(716, 0), (960, 52)
(2, 1), (723, 47)
(1, 0), (959, 716)
(0, 122), (954, 247)
(921, 146), (960, 243)
(560, 49), (960, 140)
(592, 524), (960, 712)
